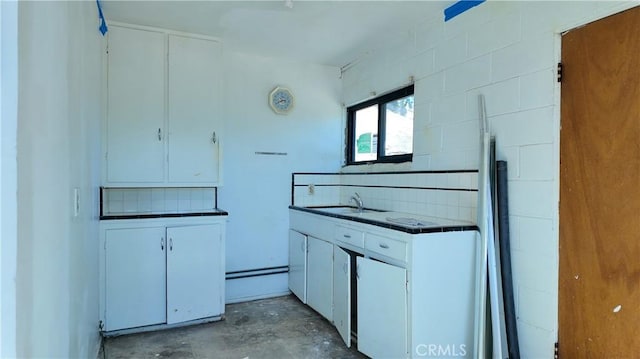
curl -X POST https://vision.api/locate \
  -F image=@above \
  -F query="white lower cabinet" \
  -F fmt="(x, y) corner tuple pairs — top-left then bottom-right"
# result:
(333, 246), (351, 347)
(289, 209), (477, 358)
(101, 217), (226, 333)
(306, 236), (333, 321)
(105, 227), (167, 331)
(288, 229), (307, 303)
(357, 257), (408, 358)
(166, 224), (223, 324)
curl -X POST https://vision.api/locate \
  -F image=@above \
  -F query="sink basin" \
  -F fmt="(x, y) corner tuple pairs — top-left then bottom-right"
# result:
(313, 207), (384, 215)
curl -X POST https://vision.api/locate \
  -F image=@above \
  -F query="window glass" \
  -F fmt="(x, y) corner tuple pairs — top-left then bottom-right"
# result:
(346, 85), (414, 165)
(383, 96), (414, 156)
(353, 105), (378, 162)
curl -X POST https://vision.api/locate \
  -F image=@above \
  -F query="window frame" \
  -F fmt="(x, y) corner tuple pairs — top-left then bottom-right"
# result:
(346, 85), (414, 165)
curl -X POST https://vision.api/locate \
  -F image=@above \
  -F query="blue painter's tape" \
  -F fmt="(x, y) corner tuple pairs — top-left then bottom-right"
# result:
(444, 0), (486, 22)
(96, 0), (108, 35)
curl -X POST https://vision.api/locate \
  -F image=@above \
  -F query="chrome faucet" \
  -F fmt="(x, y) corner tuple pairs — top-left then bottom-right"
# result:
(350, 192), (364, 213)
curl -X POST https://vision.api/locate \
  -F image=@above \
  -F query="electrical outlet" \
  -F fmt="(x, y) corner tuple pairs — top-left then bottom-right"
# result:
(307, 184), (315, 195)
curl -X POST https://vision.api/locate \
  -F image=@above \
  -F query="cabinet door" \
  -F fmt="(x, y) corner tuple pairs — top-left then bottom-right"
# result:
(288, 230), (307, 303)
(105, 227), (166, 331)
(357, 257), (408, 359)
(333, 246), (351, 347)
(166, 224), (223, 324)
(106, 26), (165, 183)
(167, 35), (222, 184)
(307, 236), (333, 321)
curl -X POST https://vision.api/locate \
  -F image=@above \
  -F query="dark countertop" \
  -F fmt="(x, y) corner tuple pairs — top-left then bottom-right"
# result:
(100, 208), (228, 220)
(289, 205), (478, 235)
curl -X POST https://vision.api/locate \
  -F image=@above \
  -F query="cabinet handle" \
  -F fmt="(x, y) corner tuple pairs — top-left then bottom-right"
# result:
(343, 262), (348, 274)
(343, 234), (351, 239)
(161, 237), (164, 250)
(356, 264), (360, 279)
(169, 238), (173, 251)
(379, 243), (389, 249)
(300, 241), (305, 253)
(158, 128), (162, 141)
(212, 131), (217, 144)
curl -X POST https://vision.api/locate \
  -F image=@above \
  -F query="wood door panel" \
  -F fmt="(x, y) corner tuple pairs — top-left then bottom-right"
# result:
(560, 6), (640, 357)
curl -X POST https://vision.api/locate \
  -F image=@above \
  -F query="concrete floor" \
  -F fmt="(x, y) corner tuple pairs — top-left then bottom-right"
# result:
(102, 295), (366, 359)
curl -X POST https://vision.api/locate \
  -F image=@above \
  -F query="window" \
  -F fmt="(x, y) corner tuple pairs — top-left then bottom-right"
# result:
(346, 85), (414, 164)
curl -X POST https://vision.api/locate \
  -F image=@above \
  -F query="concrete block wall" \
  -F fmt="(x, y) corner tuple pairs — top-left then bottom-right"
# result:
(341, 1), (638, 357)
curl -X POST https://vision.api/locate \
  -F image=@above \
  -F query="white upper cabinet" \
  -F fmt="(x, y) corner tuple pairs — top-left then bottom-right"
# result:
(106, 26), (166, 183)
(168, 35), (222, 184)
(104, 25), (223, 187)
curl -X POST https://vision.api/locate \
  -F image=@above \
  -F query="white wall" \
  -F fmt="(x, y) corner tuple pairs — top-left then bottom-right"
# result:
(341, 1), (638, 357)
(219, 51), (342, 302)
(1, 0), (19, 356)
(16, 1), (103, 357)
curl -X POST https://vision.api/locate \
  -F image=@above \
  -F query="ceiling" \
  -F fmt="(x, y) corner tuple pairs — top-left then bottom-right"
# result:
(102, 1), (453, 68)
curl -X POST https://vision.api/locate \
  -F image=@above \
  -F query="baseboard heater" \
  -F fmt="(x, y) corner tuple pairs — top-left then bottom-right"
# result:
(226, 265), (289, 280)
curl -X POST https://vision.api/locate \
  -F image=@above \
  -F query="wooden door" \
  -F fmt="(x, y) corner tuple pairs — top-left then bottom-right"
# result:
(166, 224), (223, 324)
(560, 6), (640, 357)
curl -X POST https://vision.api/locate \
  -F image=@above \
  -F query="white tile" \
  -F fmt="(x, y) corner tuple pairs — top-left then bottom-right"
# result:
(165, 189), (178, 200)
(123, 189), (137, 202)
(444, 54), (492, 95)
(164, 199), (178, 212)
(178, 189), (191, 201)
(108, 189), (124, 202)
(138, 189), (151, 201)
(519, 144), (555, 181)
(468, 11), (521, 59)
(434, 33), (467, 71)
(108, 200), (123, 214)
(520, 68), (555, 110)
(152, 200), (164, 212)
(151, 188), (165, 201)
(491, 32), (555, 82)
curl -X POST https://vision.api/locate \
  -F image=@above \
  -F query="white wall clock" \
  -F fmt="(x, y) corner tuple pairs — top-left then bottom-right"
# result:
(269, 86), (295, 114)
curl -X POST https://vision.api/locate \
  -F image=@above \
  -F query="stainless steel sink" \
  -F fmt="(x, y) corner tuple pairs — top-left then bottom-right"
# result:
(314, 207), (384, 215)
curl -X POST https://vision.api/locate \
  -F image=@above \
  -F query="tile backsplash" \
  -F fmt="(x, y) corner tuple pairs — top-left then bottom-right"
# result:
(292, 171), (478, 223)
(102, 187), (217, 215)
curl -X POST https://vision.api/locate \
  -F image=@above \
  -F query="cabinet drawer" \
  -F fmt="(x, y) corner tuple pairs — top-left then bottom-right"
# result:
(365, 233), (407, 262)
(335, 225), (364, 249)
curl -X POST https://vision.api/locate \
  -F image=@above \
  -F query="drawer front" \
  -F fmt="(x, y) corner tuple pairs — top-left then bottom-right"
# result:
(365, 233), (407, 262)
(335, 225), (364, 249)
